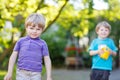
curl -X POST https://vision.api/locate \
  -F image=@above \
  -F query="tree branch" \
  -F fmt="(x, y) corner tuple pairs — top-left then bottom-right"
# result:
(0, 0), (69, 67)
(34, 0), (44, 12)
(43, 0), (69, 32)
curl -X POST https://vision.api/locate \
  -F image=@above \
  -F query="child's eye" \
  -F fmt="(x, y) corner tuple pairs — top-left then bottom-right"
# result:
(30, 28), (33, 29)
(37, 28), (42, 30)
(105, 30), (108, 31)
(37, 29), (40, 30)
(100, 29), (103, 31)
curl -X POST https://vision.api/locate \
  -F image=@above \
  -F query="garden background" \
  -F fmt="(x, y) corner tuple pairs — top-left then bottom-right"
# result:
(0, 0), (120, 79)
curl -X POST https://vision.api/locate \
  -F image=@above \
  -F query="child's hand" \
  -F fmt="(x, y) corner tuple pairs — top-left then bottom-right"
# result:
(47, 77), (52, 80)
(98, 48), (104, 56)
(99, 46), (110, 60)
(109, 49), (114, 55)
(4, 73), (12, 80)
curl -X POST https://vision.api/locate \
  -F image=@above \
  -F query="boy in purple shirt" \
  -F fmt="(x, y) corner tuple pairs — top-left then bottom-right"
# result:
(4, 13), (52, 80)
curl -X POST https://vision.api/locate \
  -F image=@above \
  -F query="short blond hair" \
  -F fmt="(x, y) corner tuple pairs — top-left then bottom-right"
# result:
(25, 13), (46, 29)
(95, 21), (111, 32)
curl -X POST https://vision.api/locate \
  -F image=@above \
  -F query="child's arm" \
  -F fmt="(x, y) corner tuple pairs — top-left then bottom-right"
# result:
(44, 56), (52, 80)
(4, 51), (18, 80)
(110, 50), (117, 56)
(89, 50), (99, 56)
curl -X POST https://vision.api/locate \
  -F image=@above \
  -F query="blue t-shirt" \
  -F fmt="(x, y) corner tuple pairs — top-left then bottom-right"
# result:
(14, 35), (49, 72)
(89, 38), (117, 70)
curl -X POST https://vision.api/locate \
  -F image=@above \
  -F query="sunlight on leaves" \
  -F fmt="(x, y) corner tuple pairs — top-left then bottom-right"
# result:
(0, 70), (6, 75)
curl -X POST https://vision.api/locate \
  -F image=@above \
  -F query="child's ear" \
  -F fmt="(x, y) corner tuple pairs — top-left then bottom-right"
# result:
(96, 31), (99, 34)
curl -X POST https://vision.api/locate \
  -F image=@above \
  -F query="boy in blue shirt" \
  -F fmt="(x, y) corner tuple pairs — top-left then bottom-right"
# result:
(89, 21), (117, 80)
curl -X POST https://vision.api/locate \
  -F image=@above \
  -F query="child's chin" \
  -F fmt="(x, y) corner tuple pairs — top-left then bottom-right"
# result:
(31, 36), (38, 38)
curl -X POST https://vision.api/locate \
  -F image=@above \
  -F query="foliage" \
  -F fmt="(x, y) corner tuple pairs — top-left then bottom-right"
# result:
(82, 51), (92, 68)
(1, 0), (120, 68)
(56, 4), (89, 37)
(0, 0), (69, 68)
(65, 46), (81, 57)
(41, 25), (67, 67)
(0, 70), (6, 80)
(66, 50), (76, 57)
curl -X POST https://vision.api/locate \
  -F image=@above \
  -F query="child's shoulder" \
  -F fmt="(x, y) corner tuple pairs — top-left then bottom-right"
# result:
(93, 38), (113, 41)
(106, 38), (114, 41)
(91, 38), (98, 42)
(39, 39), (47, 44)
(20, 36), (27, 40)
(17, 36), (28, 42)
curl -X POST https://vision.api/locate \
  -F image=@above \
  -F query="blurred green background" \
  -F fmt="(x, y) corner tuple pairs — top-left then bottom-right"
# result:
(0, 0), (120, 79)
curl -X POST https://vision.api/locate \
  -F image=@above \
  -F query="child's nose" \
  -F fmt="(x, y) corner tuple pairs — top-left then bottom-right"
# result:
(33, 29), (37, 32)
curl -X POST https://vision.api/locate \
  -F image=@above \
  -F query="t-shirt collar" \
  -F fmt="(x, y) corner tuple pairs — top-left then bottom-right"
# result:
(26, 35), (40, 40)
(98, 37), (107, 40)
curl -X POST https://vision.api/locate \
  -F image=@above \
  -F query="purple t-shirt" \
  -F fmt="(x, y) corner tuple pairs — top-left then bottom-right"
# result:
(14, 36), (49, 72)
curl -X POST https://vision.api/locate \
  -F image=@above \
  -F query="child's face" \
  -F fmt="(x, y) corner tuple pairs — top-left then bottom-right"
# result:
(26, 25), (43, 38)
(96, 26), (110, 39)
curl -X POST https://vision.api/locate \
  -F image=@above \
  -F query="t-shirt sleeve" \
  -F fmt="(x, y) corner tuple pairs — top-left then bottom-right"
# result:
(110, 39), (118, 52)
(13, 39), (21, 51)
(88, 39), (95, 51)
(42, 41), (49, 56)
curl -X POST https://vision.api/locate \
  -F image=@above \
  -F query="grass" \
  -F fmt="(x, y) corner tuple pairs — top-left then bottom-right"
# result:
(0, 70), (16, 80)
(0, 66), (16, 80)
(0, 70), (7, 80)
